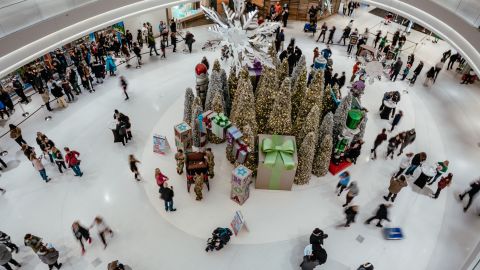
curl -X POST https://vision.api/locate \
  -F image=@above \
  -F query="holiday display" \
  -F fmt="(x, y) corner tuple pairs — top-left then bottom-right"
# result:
(332, 92), (353, 148)
(185, 152), (209, 192)
(212, 113), (231, 139)
(277, 59), (289, 84)
(266, 77), (292, 135)
(290, 55), (306, 88)
(294, 132), (316, 185)
(312, 112), (334, 176)
(195, 63), (209, 108)
(332, 107), (365, 165)
(226, 125), (242, 163)
(354, 113), (368, 142)
(231, 165), (252, 205)
(291, 66), (307, 122)
(208, 91), (227, 144)
(183, 88), (195, 125)
(191, 103), (204, 148)
(205, 65), (224, 112)
(236, 124), (256, 172)
(229, 67), (258, 137)
(255, 67), (279, 134)
(227, 66), (238, 115)
(295, 105), (321, 148)
(198, 110), (216, 134)
(201, 0), (280, 69)
(174, 122), (193, 151)
(256, 134), (297, 190)
(321, 84), (337, 118)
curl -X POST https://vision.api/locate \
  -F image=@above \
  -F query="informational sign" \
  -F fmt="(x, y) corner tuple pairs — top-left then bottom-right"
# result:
(153, 134), (169, 155)
(230, 210), (248, 236)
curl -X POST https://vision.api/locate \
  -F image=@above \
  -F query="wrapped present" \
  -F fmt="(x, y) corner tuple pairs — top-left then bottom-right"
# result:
(232, 141), (250, 164)
(198, 110), (216, 134)
(212, 113), (231, 139)
(199, 132), (207, 148)
(256, 134), (297, 191)
(346, 109), (363, 130)
(226, 126), (243, 144)
(231, 165), (252, 205)
(174, 122), (192, 151)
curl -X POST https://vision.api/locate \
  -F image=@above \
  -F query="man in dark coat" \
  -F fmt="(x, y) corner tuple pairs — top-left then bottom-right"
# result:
(390, 57), (403, 81)
(365, 204), (391, 227)
(12, 79), (29, 104)
(409, 61), (424, 85)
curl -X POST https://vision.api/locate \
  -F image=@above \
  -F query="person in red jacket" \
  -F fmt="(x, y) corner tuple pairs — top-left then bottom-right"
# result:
(155, 168), (169, 194)
(350, 61), (361, 82)
(432, 173), (452, 199)
(64, 147), (83, 176)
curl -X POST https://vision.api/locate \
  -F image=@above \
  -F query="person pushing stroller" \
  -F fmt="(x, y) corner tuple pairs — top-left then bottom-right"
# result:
(205, 227), (232, 252)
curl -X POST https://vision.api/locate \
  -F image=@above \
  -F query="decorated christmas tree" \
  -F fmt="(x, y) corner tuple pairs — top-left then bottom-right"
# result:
(268, 42), (280, 67)
(205, 67), (223, 112)
(266, 77), (292, 135)
(291, 66), (307, 122)
(183, 87), (195, 125)
(193, 96), (202, 109)
(230, 68), (258, 137)
(235, 124), (256, 172)
(255, 67), (279, 134)
(191, 103), (204, 148)
(277, 58), (289, 85)
(293, 71), (324, 139)
(220, 68), (230, 116)
(322, 84), (337, 119)
(332, 92), (353, 147)
(209, 91), (226, 144)
(294, 131), (316, 185)
(296, 105), (321, 148)
(227, 65), (238, 115)
(312, 112), (334, 176)
(290, 55), (306, 88)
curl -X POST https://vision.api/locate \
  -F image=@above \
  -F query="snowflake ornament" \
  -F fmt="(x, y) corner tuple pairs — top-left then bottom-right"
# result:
(201, 0), (281, 69)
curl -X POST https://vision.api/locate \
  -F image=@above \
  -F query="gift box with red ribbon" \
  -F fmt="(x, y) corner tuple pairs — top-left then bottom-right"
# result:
(232, 140), (250, 164)
(197, 110), (217, 134)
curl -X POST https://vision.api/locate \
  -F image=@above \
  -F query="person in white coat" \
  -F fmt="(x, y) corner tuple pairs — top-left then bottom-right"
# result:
(394, 152), (413, 177)
(90, 216), (113, 249)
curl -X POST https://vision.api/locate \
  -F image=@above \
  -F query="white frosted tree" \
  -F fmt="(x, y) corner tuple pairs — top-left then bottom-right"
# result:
(294, 132), (316, 185)
(332, 92), (353, 147)
(296, 105), (321, 148)
(291, 67), (307, 122)
(205, 70), (223, 112)
(183, 87), (195, 125)
(312, 112), (334, 176)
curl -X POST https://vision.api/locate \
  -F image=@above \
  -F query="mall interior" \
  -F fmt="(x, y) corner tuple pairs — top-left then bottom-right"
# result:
(0, 0), (479, 269)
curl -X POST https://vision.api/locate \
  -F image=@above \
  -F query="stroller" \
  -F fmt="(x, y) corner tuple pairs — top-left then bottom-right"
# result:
(303, 22), (317, 35)
(205, 227), (233, 252)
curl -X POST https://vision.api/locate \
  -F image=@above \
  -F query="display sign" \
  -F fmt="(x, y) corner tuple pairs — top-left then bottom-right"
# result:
(230, 210), (248, 236)
(153, 134), (169, 155)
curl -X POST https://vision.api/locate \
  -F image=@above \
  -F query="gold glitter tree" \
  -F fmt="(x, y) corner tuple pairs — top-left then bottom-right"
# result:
(266, 77), (292, 135)
(255, 67), (279, 134)
(292, 71), (324, 140)
(291, 67), (307, 122)
(294, 131), (316, 185)
(227, 65), (238, 116)
(208, 91), (226, 144)
(312, 112), (334, 176)
(296, 105), (321, 148)
(277, 58), (289, 86)
(268, 42), (280, 67)
(321, 84), (337, 119)
(191, 103), (203, 147)
(290, 55), (306, 88)
(183, 87), (195, 125)
(234, 124), (256, 172)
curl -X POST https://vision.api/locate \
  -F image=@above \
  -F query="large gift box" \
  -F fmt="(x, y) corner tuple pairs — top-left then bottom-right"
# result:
(212, 113), (231, 139)
(197, 110), (217, 134)
(174, 122), (192, 151)
(226, 126), (243, 144)
(231, 165), (252, 205)
(256, 134), (297, 190)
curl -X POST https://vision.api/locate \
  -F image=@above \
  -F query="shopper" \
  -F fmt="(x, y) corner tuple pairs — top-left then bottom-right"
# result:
(119, 76), (129, 100)
(459, 179), (480, 212)
(358, 262), (374, 270)
(309, 228), (327, 262)
(394, 152), (413, 177)
(9, 124), (26, 147)
(136, 29), (143, 48)
(390, 111), (403, 132)
(336, 171), (351, 196)
(365, 204), (391, 227)
(160, 39), (166, 59)
(68, 69), (82, 94)
(409, 61), (424, 85)
(171, 32), (177, 53)
(343, 205), (359, 227)
(132, 42), (142, 67)
(350, 61), (361, 82)
(373, 30), (381, 48)
(405, 152), (427, 176)
(401, 64), (410, 80)
(424, 67), (435, 87)
(61, 79), (75, 102)
(155, 168), (169, 192)
(43, 136), (56, 163)
(51, 147), (67, 173)
(64, 147), (83, 177)
(30, 153), (51, 182)
(12, 78), (29, 104)
(40, 89), (53, 111)
(428, 160), (449, 185)
(326, 26), (336, 44)
(370, 128), (387, 160)
(90, 216), (113, 249)
(128, 154), (141, 181)
(0, 232), (18, 254)
(385, 134), (402, 160)
(51, 82), (68, 108)
(432, 173), (453, 199)
(338, 71), (346, 89)
(345, 140), (363, 164)
(161, 183), (176, 212)
(91, 61), (105, 84)
(397, 128), (416, 156)
(72, 221), (91, 255)
(342, 181), (359, 207)
(433, 60), (445, 82)
(174, 149), (185, 175)
(447, 53), (460, 70)
(383, 176), (408, 202)
(185, 31), (195, 53)
(24, 233), (43, 253)
(106, 53), (117, 76)
(0, 243), (21, 270)
(390, 57), (403, 81)
(37, 245), (62, 269)
(300, 253), (319, 270)
(316, 22), (327, 42)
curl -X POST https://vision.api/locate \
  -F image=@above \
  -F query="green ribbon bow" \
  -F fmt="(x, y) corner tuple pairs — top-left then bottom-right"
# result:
(262, 136), (296, 170)
(213, 113), (230, 127)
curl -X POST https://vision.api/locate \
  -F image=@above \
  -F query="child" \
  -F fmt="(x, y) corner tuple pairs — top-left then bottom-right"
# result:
(128, 154), (141, 181)
(336, 171), (350, 196)
(72, 221), (91, 255)
(401, 64), (411, 80)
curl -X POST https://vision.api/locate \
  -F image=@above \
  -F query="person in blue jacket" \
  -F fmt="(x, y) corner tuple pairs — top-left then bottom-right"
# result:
(105, 53), (117, 76)
(336, 171), (351, 196)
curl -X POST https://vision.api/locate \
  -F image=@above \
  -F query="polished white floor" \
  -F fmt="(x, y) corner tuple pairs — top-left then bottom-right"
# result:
(1, 6), (480, 270)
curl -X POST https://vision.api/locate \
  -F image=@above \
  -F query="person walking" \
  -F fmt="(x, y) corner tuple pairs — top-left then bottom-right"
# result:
(433, 60), (445, 82)
(64, 147), (83, 177)
(90, 216), (113, 249)
(0, 232), (18, 254)
(30, 153), (51, 182)
(275, 29), (285, 52)
(24, 233), (43, 253)
(309, 228), (328, 263)
(385, 134), (402, 160)
(174, 149), (185, 175)
(51, 147), (67, 173)
(405, 152), (427, 176)
(37, 245), (62, 269)
(185, 31), (195, 53)
(160, 39), (166, 58)
(342, 181), (359, 207)
(281, 6), (289, 27)
(338, 71), (346, 89)
(397, 128), (416, 156)
(432, 173), (453, 199)
(9, 124), (26, 147)
(161, 183), (176, 212)
(171, 32), (177, 53)
(132, 42), (142, 68)
(401, 64), (411, 80)
(128, 154), (141, 181)
(373, 30), (381, 48)
(336, 171), (350, 196)
(459, 179), (480, 212)
(390, 111), (403, 132)
(383, 175), (408, 202)
(343, 205), (359, 227)
(326, 26), (336, 44)
(370, 128), (387, 160)
(428, 160), (449, 185)
(350, 61), (361, 82)
(394, 152), (413, 177)
(365, 204), (391, 227)
(72, 221), (91, 255)
(447, 53), (460, 70)
(0, 243), (21, 270)
(51, 83), (68, 108)
(424, 67), (435, 87)
(409, 61), (424, 85)
(119, 76), (129, 100)
(317, 22), (327, 42)
(390, 57), (403, 81)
